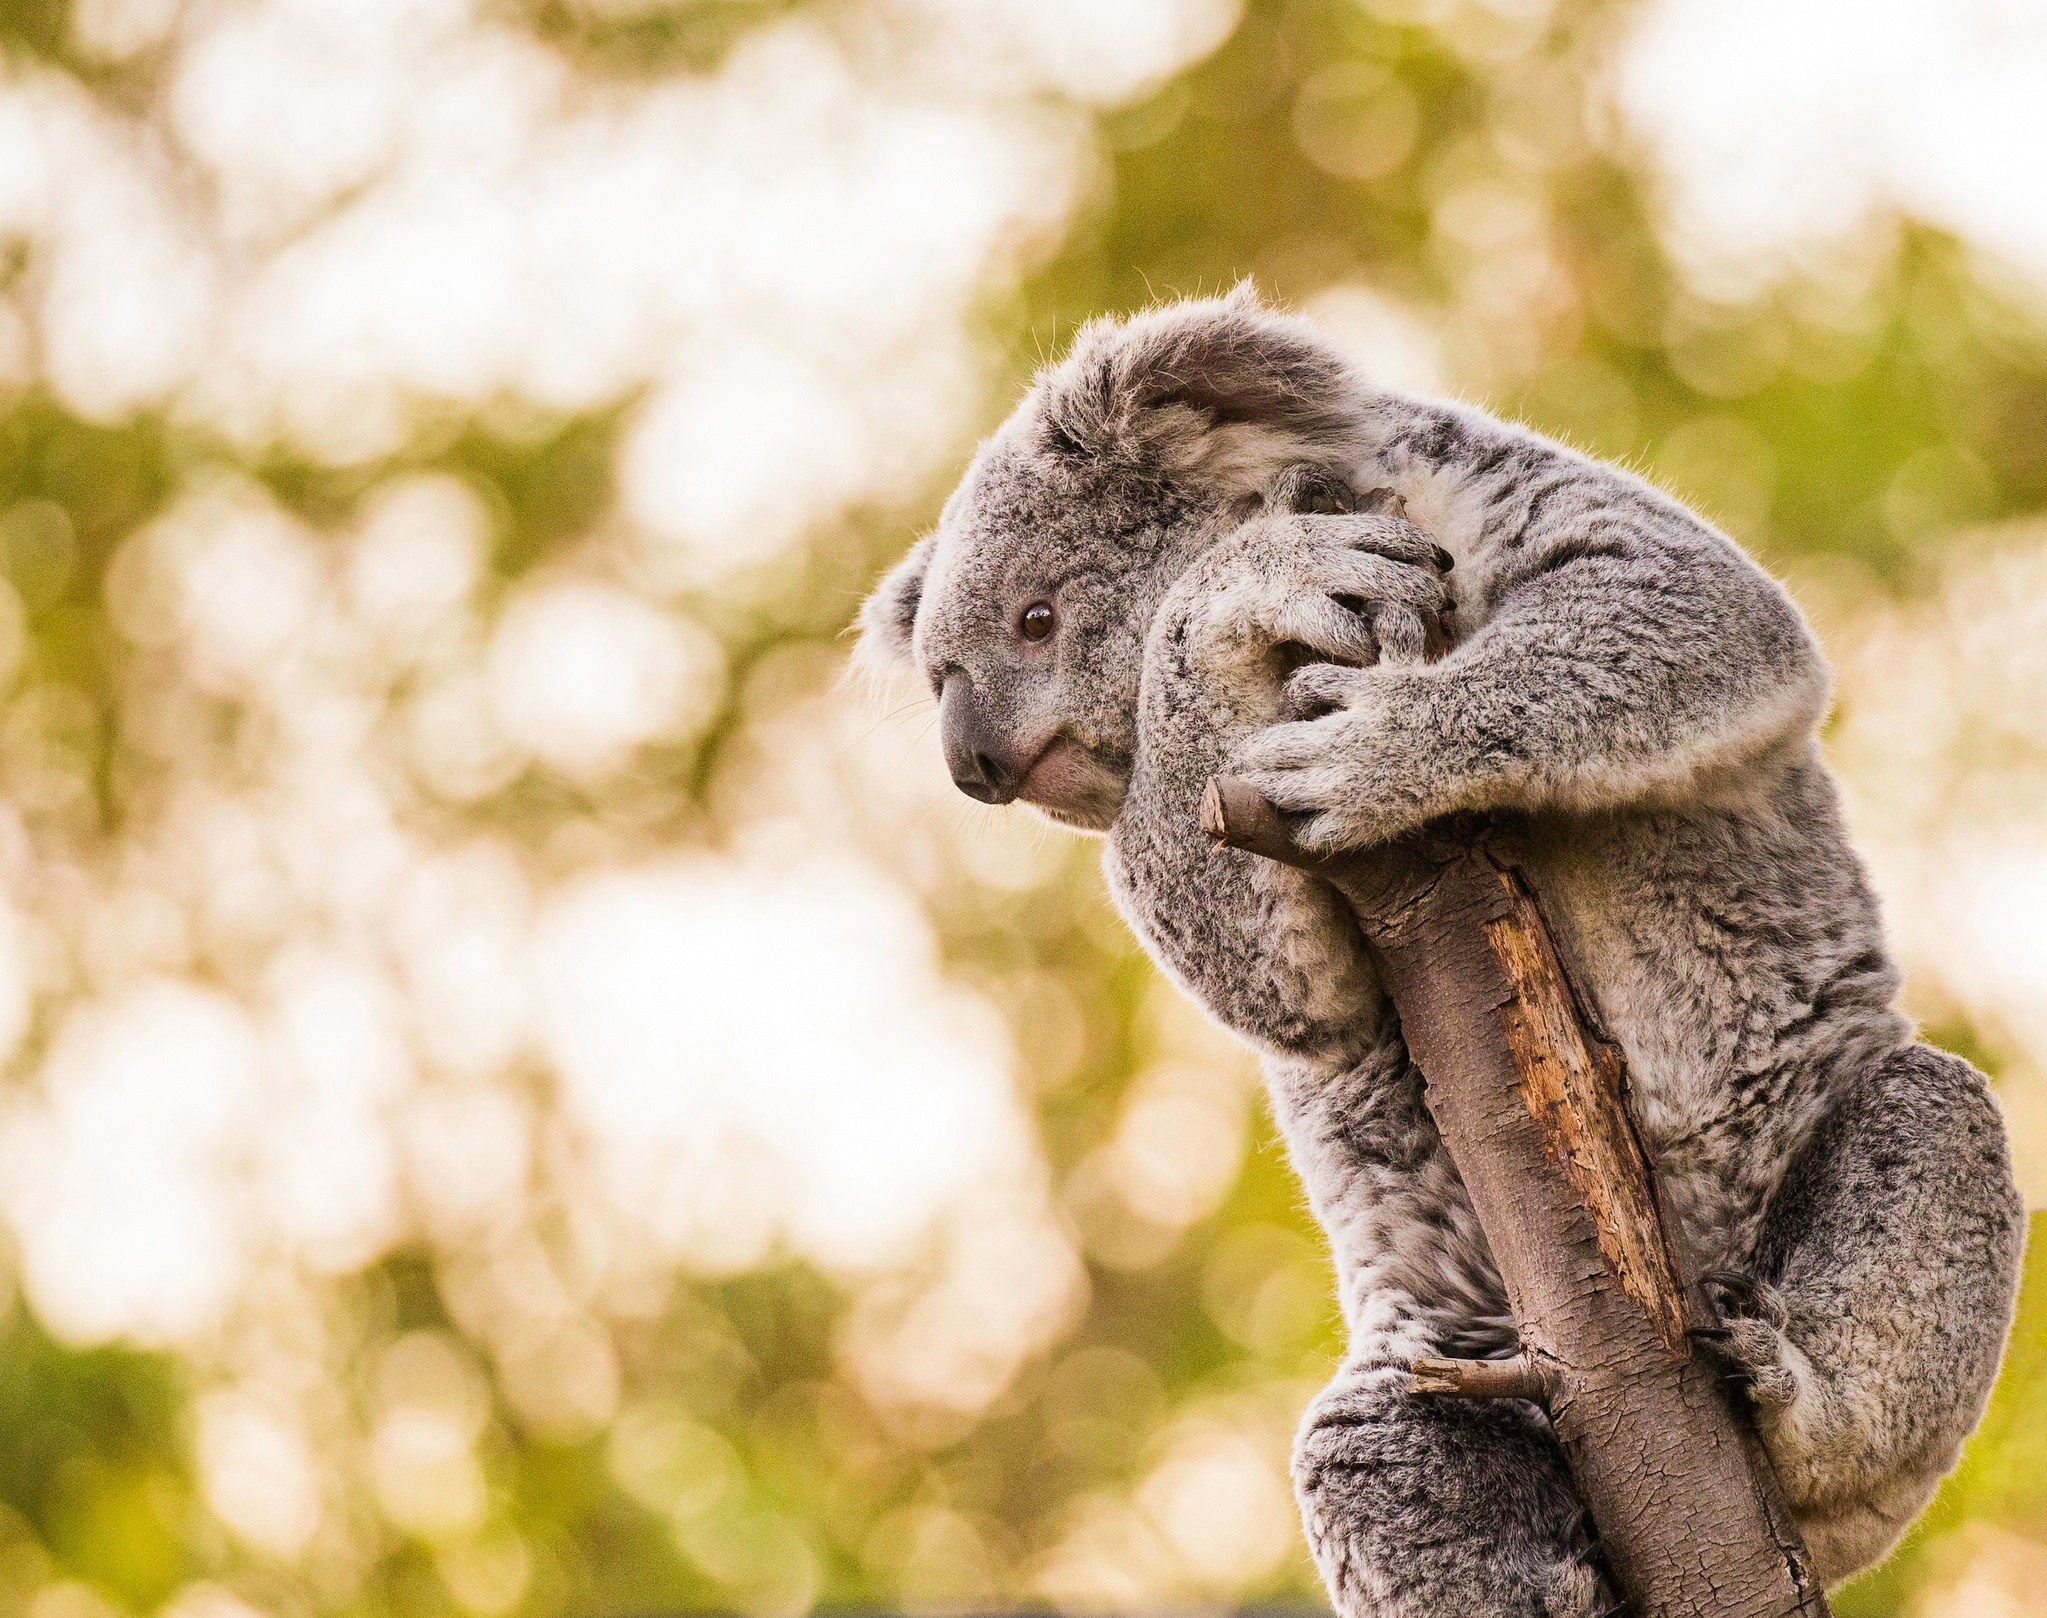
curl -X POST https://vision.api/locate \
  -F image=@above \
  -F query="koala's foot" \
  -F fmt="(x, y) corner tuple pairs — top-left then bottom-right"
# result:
(1687, 1268), (1798, 1413)
(1536, 1508), (1622, 1618)
(1685, 1047), (2023, 1584)
(1296, 1368), (1615, 1617)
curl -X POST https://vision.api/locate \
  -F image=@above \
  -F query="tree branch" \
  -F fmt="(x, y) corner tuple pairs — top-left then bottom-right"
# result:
(1409, 1352), (1556, 1404)
(1204, 775), (1829, 1618)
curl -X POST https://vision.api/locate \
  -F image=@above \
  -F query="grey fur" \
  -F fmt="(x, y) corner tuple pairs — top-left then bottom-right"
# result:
(860, 288), (2025, 1614)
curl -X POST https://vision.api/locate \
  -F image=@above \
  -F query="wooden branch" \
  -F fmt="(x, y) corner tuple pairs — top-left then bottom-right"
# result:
(1410, 1352), (1555, 1403)
(1202, 776), (1830, 1618)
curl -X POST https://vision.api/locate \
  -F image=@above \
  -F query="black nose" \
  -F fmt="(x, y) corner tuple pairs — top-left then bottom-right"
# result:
(939, 671), (1018, 805)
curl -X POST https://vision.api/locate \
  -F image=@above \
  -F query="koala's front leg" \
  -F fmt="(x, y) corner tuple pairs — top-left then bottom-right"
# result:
(1116, 512), (1456, 1050)
(1163, 510), (1459, 855)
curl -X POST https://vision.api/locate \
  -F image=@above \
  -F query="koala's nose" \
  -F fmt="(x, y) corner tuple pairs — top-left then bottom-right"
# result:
(939, 671), (1019, 805)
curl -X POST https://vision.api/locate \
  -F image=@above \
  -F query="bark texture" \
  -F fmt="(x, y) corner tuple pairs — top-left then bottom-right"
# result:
(1201, 776), (1830, 1618)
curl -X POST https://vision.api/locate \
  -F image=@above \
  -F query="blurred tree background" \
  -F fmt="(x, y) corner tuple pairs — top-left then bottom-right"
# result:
(0, 2), (2042, 1618)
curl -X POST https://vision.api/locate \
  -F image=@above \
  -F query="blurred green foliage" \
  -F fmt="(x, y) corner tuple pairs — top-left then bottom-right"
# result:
(0, 2), (2043, 1617)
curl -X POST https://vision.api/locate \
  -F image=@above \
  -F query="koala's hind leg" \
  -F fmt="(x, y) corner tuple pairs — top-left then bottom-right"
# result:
(1698, 1044), (2025, 1582)
(1296, 1365), (1615, 1618)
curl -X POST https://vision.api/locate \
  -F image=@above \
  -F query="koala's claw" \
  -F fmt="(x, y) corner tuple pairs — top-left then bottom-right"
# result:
(1701, 1268), (1790, 1331)
(1529, 1505), (1618, 1617)
(1564, 1505), (1609, 1573)
(1690, 1269), (1798, 1413)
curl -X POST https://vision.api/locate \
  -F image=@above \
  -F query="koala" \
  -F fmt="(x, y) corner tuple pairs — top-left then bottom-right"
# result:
(856, 287), (2025, 1616)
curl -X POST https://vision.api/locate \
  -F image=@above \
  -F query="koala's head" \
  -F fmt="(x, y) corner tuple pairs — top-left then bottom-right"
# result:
(855, 286), (1364, 832)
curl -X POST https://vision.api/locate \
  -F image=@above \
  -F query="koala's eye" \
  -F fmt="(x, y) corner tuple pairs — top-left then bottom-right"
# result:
(1018, 601), (1056, 643)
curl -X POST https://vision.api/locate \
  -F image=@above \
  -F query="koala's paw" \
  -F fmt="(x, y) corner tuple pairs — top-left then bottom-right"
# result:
(1526, 1507), (1620, 1618)
(1688, 1268), (1799, 1414)
(1194, 513), (1453, 679)
(1233, 652), (1456, 853)
(1231, 698), (1420, 854)
(1538, 1560), (1602, 1618)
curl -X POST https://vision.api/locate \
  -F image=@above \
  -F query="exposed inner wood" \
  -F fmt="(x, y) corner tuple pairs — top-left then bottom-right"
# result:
(1482, 863), (1691, 1358)
(1199, 776), (1309, 867)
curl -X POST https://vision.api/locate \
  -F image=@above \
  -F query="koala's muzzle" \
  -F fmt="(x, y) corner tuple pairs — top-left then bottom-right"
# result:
(939, 671), (1021, 805)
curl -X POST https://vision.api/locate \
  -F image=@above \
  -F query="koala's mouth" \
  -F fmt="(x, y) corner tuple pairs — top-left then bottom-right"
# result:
(1017, 737), (1127, 833)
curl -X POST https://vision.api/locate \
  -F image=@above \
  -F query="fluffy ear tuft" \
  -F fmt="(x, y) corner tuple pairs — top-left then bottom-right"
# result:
(1031, 283), (1363, 493)
(848, 535), (933, 697)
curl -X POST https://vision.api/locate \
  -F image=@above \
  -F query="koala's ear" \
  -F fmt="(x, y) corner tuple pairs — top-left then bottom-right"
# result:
(1035, 283), (1361, 488)
(849, 534), (934, 695)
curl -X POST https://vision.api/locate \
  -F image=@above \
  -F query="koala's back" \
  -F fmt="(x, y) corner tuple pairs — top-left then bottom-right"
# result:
(1519, 741), (1910, 1273)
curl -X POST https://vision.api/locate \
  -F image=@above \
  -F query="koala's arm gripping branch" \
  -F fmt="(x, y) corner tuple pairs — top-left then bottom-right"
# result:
(1201, 776), (1830, 1618)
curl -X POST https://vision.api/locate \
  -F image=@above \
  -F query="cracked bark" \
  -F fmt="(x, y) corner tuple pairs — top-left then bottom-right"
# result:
(1201, 776), (1829, 1618)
